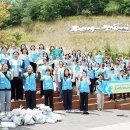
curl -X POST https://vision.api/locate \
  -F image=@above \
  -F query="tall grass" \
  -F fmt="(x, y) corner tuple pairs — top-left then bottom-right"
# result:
(3, 16), (130, 52)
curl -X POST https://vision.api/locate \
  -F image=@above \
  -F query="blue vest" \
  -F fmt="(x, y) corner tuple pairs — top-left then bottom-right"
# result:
(41, 65), (47, 76)
(66, 60), (71, 68)
(43, 76), (54, 90)
(59, 68), (64, 79)
(120, 75), (127, 80)
(79, 78), (90, 93)
(75, 64), (80, 72)
(87, 69), (95, 79)
(95, 68), (102, 78)
(128, 75), (130, 80)
(96, 80), (103, 94)
(23, 55), (30, 69)
(9, 59), (23, 77)
(96, 55), (103, 64)
(62, 77), (72, 90)
(0, 72), (11, 90)
(104, 68), (111, 79)
(23, 72), (37, 91)
(30, 51), (38, 62)
(110, 74), (118, 81)
(0, 54), (10, 65)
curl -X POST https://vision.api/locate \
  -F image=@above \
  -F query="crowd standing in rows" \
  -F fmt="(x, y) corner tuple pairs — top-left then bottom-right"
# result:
(0, 41), (130, 114)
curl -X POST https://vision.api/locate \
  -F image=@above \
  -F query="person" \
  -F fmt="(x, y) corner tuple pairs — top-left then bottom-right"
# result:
(118, 70), (127, 99)
(73, 60), (83, 95)
(0, 46), (10, 65)
(23, 65), (38, 109)
(7, 42), (17, 59)
(78, 71), (91, 114)
(38, 58), (51, 97)
(29, 45), (38, 73)
(95, 50), (103, 65)
(106, 68), (118, 100)
(57, 61), (64, 101)
(20, 47), (30, 72)
(95, 73), (104, 111)
(41, 69), (54, 111)
(8, 51), (24, 101)
(0, 64), (13, 113)
(0, 41), (4, 54)
(87, 64), (95, 94)
(60, 68), (74, 112)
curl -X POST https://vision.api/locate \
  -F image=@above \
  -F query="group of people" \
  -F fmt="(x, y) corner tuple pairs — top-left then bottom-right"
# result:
(0, 40), (130, 114)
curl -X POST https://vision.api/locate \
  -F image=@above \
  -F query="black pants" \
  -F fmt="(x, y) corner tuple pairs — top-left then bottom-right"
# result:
(44, 90), (54, 111)
(109, 94), (116, 100)
(25, 90), (36, 109)
(30, 62), (37, 73)
(11, 77), (23, 100)
(90, 79), (95, 94)
(80, 92), (88, 112)
(40, 81), (44, 96)
(62, 90), (72, 110)
(58, 81), (63, 101)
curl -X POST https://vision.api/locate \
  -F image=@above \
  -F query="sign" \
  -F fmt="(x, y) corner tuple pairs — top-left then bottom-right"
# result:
(103, 80), (130, 94)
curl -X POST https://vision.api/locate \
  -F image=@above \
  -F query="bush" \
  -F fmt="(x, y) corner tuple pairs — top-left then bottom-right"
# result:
(81, 9), (91, 17)
(104, 1), (120, 15)
(22, 17), (33, 32)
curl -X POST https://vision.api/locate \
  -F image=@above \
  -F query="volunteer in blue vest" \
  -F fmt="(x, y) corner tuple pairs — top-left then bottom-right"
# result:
(20, 47), (30, 72)
(38, 57), (51, 97)
(8, 51), (24, 101)
(95, 73), (104, 111)
(23, 65), (38, 109)
(0, 46), (10, 65)
(87, 64), (95, 94)
(29, 45), (38, 73)
(0, 64), (13, 113)
(60, 68), (74, 112)
(78, 71), (91, 114)
(95, 50), (103, 65)
(94, 63), (102, 84)
(7, 42), (17, 59)
(119, 70), (127, 99)
(41, 69), (54, 111)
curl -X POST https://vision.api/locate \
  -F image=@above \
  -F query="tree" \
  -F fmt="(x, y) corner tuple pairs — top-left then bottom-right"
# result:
(104, 0), (120, 15)
(0, 2), (10, 23)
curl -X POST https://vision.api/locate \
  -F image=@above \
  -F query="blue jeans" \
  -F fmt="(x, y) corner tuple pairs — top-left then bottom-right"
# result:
(0, 91), (11, 112)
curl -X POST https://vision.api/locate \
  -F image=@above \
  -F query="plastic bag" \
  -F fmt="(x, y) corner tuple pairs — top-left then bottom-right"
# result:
(13, 116), (24, 126)
(24, 114), (35, 125)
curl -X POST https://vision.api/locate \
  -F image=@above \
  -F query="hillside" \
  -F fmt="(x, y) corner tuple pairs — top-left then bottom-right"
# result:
(4, 16), (130, 52)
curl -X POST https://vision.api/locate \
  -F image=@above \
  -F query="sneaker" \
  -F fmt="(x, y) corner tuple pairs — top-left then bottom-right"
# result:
(18, 99), (22, 101)
(97, 109), (102, 111)
(42, 96), (44, 99)
(11, 99), (14, 102)
(83, 111), (89, 114)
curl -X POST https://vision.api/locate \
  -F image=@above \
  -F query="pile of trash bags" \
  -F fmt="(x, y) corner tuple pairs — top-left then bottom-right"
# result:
(0, 104), (62, 128)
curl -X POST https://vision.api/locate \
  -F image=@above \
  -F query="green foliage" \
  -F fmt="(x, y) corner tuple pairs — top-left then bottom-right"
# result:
(103, 43), (130, 62)
(1, 0), (130, 28)
(22, 16), (33, 32)
(104, 1), (120, 15)
(81, 9), (91, 17)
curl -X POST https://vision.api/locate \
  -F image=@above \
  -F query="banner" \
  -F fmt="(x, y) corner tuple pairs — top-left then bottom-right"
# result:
(103, 80), (130, 94)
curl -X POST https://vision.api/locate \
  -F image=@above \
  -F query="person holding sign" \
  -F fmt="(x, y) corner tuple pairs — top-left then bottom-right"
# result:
(95, 73), (104, 111)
